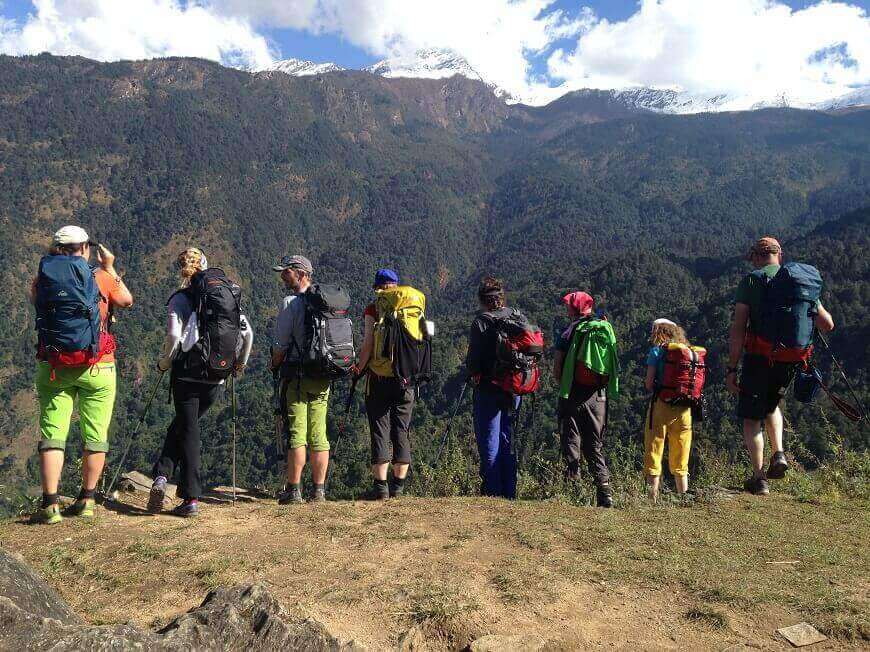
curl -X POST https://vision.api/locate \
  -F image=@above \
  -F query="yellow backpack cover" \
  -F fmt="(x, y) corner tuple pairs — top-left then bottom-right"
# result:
(369, 286), (426, 378)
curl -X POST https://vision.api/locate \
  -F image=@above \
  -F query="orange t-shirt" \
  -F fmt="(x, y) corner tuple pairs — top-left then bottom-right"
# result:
(94, 269), (124, 363)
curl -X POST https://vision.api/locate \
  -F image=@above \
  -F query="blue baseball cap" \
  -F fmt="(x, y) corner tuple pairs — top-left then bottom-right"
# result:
(373, 268), (399, 287)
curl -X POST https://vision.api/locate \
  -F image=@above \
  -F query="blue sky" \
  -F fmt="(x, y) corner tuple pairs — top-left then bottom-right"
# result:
(1, 1), (867, 104)
(3, 0), (865, 71)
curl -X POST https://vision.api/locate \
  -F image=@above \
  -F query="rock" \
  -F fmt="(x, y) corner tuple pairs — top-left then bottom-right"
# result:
(466, 634), (548, 651)
(396, 626), (426, 650)
(160, 584), (365, 650)
(776, 623), (827, 647)
(0, 549), (80, 624)
(0, 550), (363, 651)
(118, 471), (177, 499)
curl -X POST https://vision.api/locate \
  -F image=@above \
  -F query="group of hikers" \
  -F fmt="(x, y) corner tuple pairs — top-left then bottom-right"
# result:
(30, 226), (836, 523)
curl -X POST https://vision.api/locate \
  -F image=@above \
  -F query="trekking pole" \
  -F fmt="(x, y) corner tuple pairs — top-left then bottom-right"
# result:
(433, 379), (469, 467)
(231, 372), (238, 506)
(816, 332), (867, 421)
(271, 367), (286, 456)
(326, 373), (361, 491)
(105, 370), (165, 499)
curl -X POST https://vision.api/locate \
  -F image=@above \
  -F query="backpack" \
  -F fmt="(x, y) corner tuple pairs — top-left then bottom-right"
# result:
(486, 309), (544, 396)
(747, 262), (822, 362)
(570, 319), (610, 389)
(173, 268), (241, 381)
(658, 343), (706, 404)
(370, 286), (432, 387)
(35, 255), (114, 371)
(297, 284), (355, 380)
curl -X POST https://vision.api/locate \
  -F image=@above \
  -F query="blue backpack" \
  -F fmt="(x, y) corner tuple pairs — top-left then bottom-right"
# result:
(35, 255), (102, 360)
(755, 262), (822, 353)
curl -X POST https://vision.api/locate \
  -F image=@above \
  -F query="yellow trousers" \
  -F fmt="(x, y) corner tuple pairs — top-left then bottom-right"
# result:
(643, 398), (692, 477)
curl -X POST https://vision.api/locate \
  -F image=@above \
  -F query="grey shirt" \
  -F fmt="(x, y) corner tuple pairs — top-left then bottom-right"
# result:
(273, 293), (307, 362)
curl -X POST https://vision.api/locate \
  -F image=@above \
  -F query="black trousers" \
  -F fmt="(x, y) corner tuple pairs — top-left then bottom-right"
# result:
(559, 384), (610, 486)
(365, 374), (414, 465)
(153, 378), (221, 500)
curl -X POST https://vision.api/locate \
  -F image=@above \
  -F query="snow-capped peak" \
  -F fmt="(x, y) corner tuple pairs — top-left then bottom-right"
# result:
(365, 47), (483, 81)
(262, 58), (344, 76)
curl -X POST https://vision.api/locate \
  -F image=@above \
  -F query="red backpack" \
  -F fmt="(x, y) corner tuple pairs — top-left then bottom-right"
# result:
(658, 343), (706, 404)
(487, 310), (544, 395)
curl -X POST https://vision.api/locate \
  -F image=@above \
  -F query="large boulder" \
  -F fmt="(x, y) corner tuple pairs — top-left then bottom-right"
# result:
(0, 548), (364, 651)
(0, 549), (80, 624)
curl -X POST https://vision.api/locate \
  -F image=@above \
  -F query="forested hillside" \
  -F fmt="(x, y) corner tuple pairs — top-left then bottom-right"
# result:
(0, 54), (867, 505)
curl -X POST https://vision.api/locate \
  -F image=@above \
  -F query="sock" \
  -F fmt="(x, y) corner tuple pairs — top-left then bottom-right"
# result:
(41, 493), (59, 508)
(78, 488), (96, 500)
(313, 483), (324, 492)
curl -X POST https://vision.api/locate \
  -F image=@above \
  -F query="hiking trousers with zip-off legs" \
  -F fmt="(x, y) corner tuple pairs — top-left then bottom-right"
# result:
(559, 384), (610, 486)
(473, 386), (520, 499)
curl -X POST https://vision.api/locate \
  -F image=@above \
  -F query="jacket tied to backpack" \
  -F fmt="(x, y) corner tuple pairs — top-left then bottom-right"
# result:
(559, 319), (619, 399)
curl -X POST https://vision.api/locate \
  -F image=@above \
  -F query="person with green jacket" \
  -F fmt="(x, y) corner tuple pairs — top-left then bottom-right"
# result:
(552, 291), (619, 508)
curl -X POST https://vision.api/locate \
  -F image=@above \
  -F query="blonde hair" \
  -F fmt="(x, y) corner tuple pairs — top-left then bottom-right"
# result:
(177, 247), (206, 288)
(650, 322), (689, 347)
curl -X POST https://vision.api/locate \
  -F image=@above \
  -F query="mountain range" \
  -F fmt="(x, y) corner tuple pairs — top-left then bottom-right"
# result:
(0, 53), (866, 508)
(261, 47), (870, 113)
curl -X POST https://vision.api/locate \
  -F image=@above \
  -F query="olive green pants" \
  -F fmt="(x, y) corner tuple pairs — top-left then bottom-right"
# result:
(285, 376), (331, 452)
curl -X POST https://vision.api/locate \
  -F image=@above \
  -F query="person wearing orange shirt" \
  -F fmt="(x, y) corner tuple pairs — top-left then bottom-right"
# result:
(29, 226), (133, 524)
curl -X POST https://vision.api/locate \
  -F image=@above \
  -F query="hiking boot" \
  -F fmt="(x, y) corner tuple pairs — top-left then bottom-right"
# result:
(147, 476), (168, 513)
(389, 479), (406, 499)
(766, 451), (789, 480)
(65, 498), (95, 518)
(596, 484), (614, 508)
(170, 499), (199, 517)
(33, 503), (62, 525)
(743, 476), (770, 496)
(370, 482), (390, 501)
(311, 485), (326, 503)
(277, 485), (303, 505)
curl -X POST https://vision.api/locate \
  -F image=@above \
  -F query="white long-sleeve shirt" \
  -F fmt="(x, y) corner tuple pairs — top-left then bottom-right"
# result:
(158, 291), (253, 383)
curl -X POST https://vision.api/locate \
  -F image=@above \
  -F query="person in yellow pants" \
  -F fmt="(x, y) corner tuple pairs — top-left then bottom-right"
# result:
(643, 319), (693, 503)
(30, 226), (133, 524)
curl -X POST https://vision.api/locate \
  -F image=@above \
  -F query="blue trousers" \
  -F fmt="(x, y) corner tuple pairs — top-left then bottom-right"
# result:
(473, 387), (520, 499)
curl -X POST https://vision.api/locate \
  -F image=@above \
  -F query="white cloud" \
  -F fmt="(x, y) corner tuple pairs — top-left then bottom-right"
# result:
(0, 0), (275, 69)
(547, 0), (870, 103)
(209, 0), (587, 101)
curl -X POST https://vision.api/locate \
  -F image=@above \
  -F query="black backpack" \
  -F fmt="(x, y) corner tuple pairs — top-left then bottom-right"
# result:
(295, 284), (355, 380)
(173, 268), (242, 381)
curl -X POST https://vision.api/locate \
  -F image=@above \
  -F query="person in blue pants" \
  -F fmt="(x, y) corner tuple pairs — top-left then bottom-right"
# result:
(465, 276), (519, 499)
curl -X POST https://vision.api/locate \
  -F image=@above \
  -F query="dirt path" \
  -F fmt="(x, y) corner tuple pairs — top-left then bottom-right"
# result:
(1, 493), (866, 650)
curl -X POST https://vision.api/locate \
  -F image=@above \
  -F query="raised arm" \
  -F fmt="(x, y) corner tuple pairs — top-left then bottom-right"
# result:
(814, 302), (834, 333)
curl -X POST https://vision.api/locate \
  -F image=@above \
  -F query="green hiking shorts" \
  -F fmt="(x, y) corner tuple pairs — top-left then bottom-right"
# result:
(36, 361), (117, 453)
(285, 375), (331, 452)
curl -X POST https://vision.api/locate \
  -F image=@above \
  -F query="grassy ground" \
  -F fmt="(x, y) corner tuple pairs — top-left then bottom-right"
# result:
(0, 487), (867, 650)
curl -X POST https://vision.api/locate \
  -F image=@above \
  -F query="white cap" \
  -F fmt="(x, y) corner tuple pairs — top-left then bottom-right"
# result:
(653, 318), (677, 327)
(52, 225), (90, 245)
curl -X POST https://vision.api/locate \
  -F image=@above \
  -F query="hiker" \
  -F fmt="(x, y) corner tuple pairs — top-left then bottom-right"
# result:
(552, 292), (619, 508)
(149, 248), (252, 517)
(465, 276), (543, 499)
(643, 319), (706, 502)
(357, 269), (432, 499)
(270, 255), (332, 504)
(30, 226), (133, 524)
(727, 237), (834, 496)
